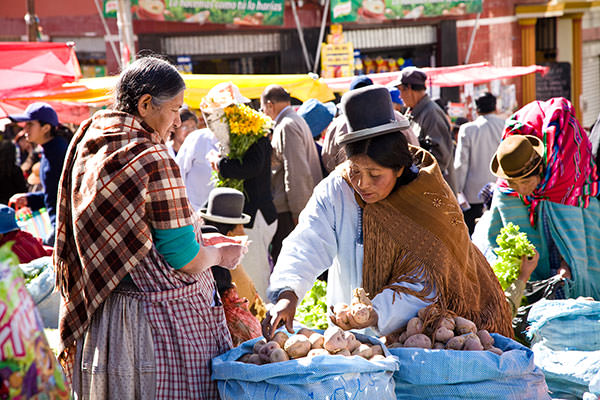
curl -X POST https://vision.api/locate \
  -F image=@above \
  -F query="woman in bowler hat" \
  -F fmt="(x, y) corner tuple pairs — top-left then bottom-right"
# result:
(483, 97), (600, 300)
(262, 85), (513, 341)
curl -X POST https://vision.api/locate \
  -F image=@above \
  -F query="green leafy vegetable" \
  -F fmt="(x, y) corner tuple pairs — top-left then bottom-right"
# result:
(493, 222), (536, 290)
(296, 280), (329, 330)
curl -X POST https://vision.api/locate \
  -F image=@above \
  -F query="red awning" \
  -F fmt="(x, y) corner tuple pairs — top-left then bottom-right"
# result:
(322, 62), (549, 92)
(0, 42), (81, 100)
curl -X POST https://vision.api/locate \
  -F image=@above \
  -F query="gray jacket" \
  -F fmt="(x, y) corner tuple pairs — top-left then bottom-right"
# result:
(271, 106), (323, 219)
(453, 114), (504, 203)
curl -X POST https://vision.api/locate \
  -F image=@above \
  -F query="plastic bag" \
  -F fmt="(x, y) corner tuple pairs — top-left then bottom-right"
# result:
(211, 329), (398, 400)
(0, 243), (69, 399)
(390, 334), (549, 399)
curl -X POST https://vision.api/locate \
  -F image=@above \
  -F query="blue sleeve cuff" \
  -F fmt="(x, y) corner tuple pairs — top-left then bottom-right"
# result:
(152, 225), (200, 269)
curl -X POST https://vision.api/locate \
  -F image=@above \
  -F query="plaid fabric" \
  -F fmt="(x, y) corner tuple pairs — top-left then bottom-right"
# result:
(54, 110), (196, 379)
(497, 97), (600, 226)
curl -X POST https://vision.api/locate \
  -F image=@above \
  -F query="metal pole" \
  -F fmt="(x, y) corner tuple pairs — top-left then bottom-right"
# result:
(94, 0), (122, 70)
(290, 0), (313, 72)
(313, 0), (330, 74)
(464, 0), (484, 64)
(25, 0), (38, 42)
(116, 0), (136, 66)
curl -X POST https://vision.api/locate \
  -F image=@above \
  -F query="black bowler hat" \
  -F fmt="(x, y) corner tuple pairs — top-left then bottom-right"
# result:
(199, 188), (251, 224)
(336, 85), (410, 145)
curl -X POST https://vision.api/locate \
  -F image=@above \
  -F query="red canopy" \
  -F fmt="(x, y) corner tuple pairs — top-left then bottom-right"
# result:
(0, 42), (81, 102)
(322, 62), (549, 92)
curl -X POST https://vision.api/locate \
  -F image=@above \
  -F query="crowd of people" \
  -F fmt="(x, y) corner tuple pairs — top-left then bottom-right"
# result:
(1, 55), (600, 399)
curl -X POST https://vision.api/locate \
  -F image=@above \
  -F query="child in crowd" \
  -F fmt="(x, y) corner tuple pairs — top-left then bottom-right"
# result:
(0, 204), (52, 264)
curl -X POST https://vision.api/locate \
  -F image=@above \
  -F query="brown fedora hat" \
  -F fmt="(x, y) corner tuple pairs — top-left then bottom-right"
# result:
(490, 135), (545, 179)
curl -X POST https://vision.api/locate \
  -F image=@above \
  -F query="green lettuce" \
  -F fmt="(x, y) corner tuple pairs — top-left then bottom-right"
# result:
(493, 223), (536, 290)
(296, 280), (329, 330)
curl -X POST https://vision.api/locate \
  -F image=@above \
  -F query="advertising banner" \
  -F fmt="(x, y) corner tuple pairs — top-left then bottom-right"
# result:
(331, 0), (482, 23)
(104, 0), (284, 26)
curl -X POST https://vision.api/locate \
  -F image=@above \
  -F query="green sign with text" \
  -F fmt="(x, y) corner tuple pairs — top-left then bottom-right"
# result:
(104, 0), (284, 26)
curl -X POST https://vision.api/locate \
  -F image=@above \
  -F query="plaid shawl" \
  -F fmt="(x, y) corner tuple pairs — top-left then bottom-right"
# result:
(345, 146), (513, 337)
(497, 97), (600, 226)
(54, 110), (195, 375)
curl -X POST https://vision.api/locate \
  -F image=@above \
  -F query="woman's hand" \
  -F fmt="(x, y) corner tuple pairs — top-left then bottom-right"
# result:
(329, 303), (378, 330)
(8, 194), (28, 210)
(558, 259), (572, 280)
(213, 242), (248, 269)
(261, 290), (298, 340)
(518, 249), (539, 283)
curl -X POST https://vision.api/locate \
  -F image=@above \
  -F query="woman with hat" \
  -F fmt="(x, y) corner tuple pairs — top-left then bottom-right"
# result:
(53, 56), (247, 399)
(7, 102), (72, 246)
(484, 97), (600, 299)
(262, 85), (513, 340)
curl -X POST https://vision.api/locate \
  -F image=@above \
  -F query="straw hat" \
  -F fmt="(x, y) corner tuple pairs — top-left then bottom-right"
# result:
(490, 135), (545, 179)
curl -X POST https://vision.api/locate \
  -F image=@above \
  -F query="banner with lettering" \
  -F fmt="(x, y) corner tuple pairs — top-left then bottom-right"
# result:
(104, 0), (284, 26)
(331, 0), (482, 23)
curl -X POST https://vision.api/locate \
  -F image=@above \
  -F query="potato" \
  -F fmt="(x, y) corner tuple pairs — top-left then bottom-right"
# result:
(237, 353), (253, 363)
(439, 316), (455, 331)
(487, 346), (503, 356)
(352, 288), (372, 306)
(297, 328), (315, 338)
(309, 333), (325, 349)
(454, 317), (477, 335)
(334, 303), (352, 325)
(463, 335), (484, 351)
(370, 344), (384, 356)
(332, 349), (351, 356)
(344, 331), (361, 353)
(388, 342), (404, 349)
(403, 334), (432, 349)
(284, 335), (311, 359)
(259, 341), (281, 362)
(351, 343), (373, 359)
(253, 338), (267, 354)
(417, 307), (428, 320)
(248, 354), (262, 364)
(476, 330), (494, 350)
(433, 342), (445, 349)
(350, 303), (371, 324)
(307, 348), (329, 358)
(398, 331), (408, 345)
(271, 331), (289, 348)
(406, 317), (424, 337)
(446, 335), (466, 350)
(269, 348), (290, 363)
(324, 326), (348, 354)
(369, 354), (387, 362)
(434, 326), (454, 343)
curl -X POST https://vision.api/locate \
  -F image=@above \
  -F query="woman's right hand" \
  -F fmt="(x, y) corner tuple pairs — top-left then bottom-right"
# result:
(261, 290), (298, 340)
(213, 242), (247, 269)
(518, 249), (539, 283)
(8, 193), (28, 210)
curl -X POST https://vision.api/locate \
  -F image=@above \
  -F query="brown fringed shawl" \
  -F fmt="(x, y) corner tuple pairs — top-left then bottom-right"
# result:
(345, 146), (513, 337)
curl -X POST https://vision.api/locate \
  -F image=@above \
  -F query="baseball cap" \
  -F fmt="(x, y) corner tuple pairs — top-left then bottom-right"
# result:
(0, 204), (19, 234)
(350, 75), (374, 91)
(9, 102), (59, 127)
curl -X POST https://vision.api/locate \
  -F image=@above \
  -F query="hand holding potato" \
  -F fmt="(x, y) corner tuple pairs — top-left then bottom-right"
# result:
(329, 302), (378, 330)
(261, 290), (298, 340)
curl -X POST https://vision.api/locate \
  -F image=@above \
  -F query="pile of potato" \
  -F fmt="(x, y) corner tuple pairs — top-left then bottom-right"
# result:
(237, 327), (387, 364)
(383, 308), (503, 355)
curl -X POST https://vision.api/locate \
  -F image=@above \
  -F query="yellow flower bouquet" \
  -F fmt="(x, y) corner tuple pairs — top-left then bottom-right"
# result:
(201, 82), (272, 191)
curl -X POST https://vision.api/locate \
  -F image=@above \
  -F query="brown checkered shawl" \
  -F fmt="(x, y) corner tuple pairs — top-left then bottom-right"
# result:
(54, 110), (196, 376)
(343, 146), (513, 338)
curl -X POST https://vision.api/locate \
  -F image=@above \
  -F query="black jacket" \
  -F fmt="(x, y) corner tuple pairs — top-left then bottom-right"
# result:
(218, 136), (277, 229)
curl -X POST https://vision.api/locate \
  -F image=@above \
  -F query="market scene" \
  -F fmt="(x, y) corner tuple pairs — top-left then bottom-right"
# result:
(2, 0), (600, 399)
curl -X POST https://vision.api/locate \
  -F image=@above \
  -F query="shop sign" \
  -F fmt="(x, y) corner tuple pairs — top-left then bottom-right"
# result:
(103, 0), (284, 26)
(321, 43), (355, 78)
(331, 0), (482, 23)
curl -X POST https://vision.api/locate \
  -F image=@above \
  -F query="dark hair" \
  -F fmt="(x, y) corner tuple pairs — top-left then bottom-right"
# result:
(114, 56), (186, 115)
(262, 85), (290, 104)
(475, 92), (497, 114)
(406, 83), (426, 91)
(46, 124), (74, 141)
(209, 221), (237, 236)
(0, 140), (17, 177)
(180, 108), (198, 124)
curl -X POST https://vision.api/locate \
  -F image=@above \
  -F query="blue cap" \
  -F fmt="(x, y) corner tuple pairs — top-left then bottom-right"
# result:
(9, 102), (58, 127)
(297, 99), (337, 138)
(0, 205), (19, 234)
(388, 86), (403, 105)
(350, 75), (374, 91)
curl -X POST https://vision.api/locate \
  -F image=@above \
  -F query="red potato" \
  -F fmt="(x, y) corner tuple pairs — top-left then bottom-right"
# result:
(398, 331), (408, 345)
(307, 348), (329, 358)
(309, 333), (325, 349)
(284, 335), (311, 359)
(344, 331), (361, 353)
(439, 316), (456, 331)
(269, 348), (290, 363)
(433, 342), (445, 349)
(332, 349), (351, 356)
(259, 341), (281, 362)
(237, 353), (253, 363)
(334, 303), (352, 325)
(352, 288), (372, 306)
(253, 339), (267, 353)
(350, 303), (371, 325)
(487, 346), (503, 355)
(434, 326), (454, 343)
(454, 317), (477, 335)
(271, 331), (289, 348)
(370, 345), (384, 356)
(297, 328), (315, 338)
(403, 334), (432, 349)
(406, 317), (424, 337)
(351, 343), (373, 359)
(463, 335), (484, 351)
(476, 330), (494, 350)
(446, 335), (466, 350)
(324, 326), (348, 354)
(248, 354), (262, 364)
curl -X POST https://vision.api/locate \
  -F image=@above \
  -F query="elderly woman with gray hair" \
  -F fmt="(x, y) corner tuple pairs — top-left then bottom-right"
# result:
(54, 56), (246, 399)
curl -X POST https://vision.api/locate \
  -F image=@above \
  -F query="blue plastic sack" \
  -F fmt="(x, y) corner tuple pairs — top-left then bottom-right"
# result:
(211, 330), (398, 400)
(390, 334), (549, 399)
(527, 299), (600, 398)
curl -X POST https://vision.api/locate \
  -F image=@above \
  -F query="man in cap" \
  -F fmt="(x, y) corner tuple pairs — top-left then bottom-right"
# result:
(391, 67), (455, 191)
(453, 92), (504, 234)
(261, 85), (322, 262)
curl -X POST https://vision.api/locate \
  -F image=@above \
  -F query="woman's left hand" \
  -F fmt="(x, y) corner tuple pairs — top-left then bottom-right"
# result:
(558, 259), (572, 280)
(329, 303), (378, 330)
